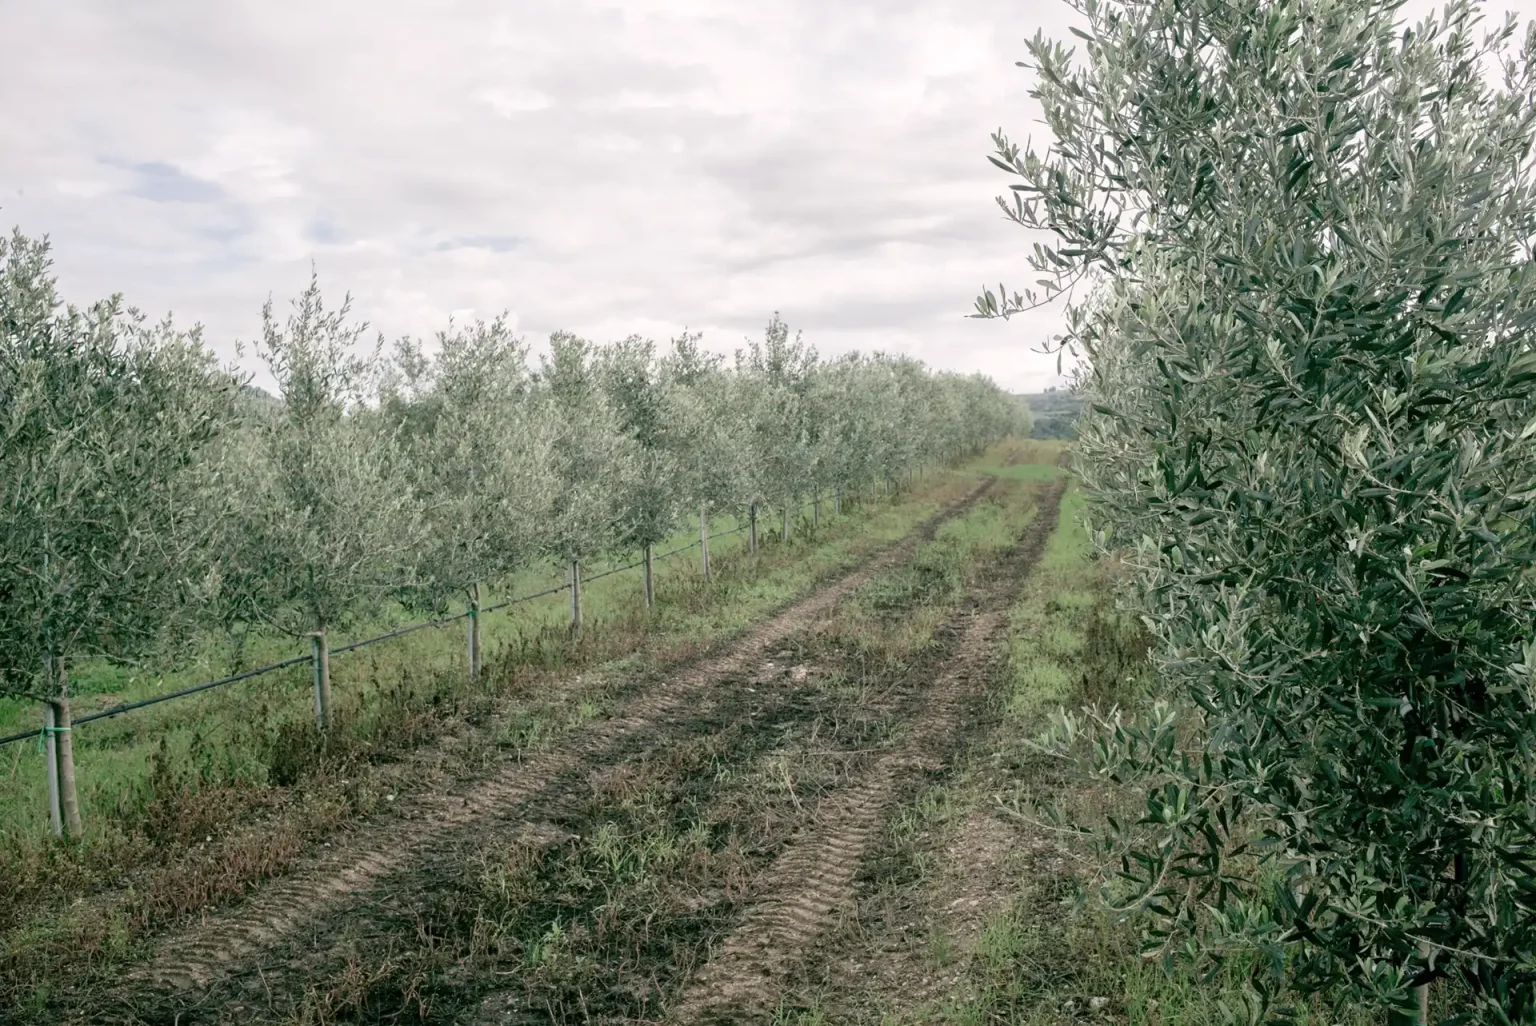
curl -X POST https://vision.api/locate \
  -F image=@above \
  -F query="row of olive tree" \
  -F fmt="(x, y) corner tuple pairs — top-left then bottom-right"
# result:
(979, 0), (1536, 1021)
(0, 231), (1027, 836)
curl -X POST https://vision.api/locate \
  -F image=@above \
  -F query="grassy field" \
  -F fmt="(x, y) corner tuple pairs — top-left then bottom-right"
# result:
(762, 475), (1383, 1025)
(0, 447), (1027, 1016)
(5, 441), (1388, 1024)
(0, 491), (876, 841)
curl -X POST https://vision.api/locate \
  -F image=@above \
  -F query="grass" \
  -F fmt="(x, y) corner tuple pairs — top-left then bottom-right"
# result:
(0, 451), (1013, 1013)
(16, 444), (1388, 1025)
(109, 471), (1053, 1025)
(0, 492), (878, 838)
(785, 477), (1381, 1025)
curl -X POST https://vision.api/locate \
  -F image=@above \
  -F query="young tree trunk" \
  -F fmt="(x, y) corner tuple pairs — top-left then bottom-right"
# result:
(834, 487), (841, 516)
(569, 558), (582, 633)
(781, 501), (790, 543)
(643, 544), (655, 609)
(310, 623), (332, 731)
(42, 701), (62, 838)
(700, 504), (711, 581)
(748, 504), (758, 554)
(813, 494), (820, 530)
(53, 656), (82, 839)
(883, 475), (890, 497)
(467, 581), (483, 682)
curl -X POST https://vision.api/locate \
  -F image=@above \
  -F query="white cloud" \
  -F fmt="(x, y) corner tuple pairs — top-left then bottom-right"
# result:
(53, 0), (1535, 397)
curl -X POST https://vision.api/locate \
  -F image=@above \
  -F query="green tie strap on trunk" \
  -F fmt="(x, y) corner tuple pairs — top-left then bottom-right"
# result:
(36, 723), (70, 754)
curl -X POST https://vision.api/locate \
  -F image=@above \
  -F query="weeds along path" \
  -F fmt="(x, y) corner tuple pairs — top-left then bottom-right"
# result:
(193, 478), (1059, 1026)
(665, 477), (1066, 1024)
(113, 477), (998, 1005)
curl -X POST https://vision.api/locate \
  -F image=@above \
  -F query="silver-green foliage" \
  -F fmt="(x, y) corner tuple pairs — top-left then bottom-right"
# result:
(0, 227), (1025, 704)
(984, 0), (1536, 1017)
(0, 231), (236, 698)
(538, 331), (639, 566)
(224, 274), (424, 636)
(598, 333), (685, 551)
(384, 316), (558, 614)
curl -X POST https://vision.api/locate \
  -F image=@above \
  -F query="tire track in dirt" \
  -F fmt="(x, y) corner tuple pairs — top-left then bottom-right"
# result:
(666, 478), (1065, 1024)
(122, 478), (997, 998)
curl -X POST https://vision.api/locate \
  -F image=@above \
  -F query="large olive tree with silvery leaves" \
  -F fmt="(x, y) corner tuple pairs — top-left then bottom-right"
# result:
(977, 0), (1536, 1019)
(0, 230), (239, 837)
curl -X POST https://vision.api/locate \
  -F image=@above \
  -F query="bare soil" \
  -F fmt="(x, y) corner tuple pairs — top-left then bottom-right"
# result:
(69, 478), (1004, 1025)
(666, 478), (1065, 1024)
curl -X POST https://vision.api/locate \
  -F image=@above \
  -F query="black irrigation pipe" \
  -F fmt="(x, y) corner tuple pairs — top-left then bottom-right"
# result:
(0, 653), (313, 749)
(480, 581), (571, 615)
(330, 609), (472, 655)
(582, 558), (644, 584)
(0, 492), (853, 749)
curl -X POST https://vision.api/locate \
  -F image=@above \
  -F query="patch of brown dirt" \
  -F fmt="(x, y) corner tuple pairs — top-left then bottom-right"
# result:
(665, 479), (1065, 1024)
(116, 478), (998, 1000)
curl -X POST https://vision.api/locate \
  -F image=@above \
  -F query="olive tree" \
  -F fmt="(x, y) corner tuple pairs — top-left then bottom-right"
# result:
(384, 316), (557, 676)
(597, 334), (684, 601)
(0, 229), (236, 836)
(980, 0), (1536, 1019)
(663, 331), (756, 568)
(221, 274), (423, 728)
(536, 331), (637, 629)
(737, 314), (818, 541)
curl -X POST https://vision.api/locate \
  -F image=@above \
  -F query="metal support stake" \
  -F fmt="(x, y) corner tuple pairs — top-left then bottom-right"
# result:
(467, 584), (482, 681)
(42, 703), (62, 838)
(643, 544), (655, 608)
(310, 630), (331, 731)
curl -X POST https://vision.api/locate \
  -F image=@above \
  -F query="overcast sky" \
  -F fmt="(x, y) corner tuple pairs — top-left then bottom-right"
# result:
(3, 0), (1529, 396)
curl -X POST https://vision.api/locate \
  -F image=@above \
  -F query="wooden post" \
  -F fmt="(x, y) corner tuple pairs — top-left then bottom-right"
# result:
(748, 504), (758, 554)
(310, 628), (332, 731)
(834, 486), (841, 516)
(42, 702), (62, 838)
(700, 505), (711, 580)
(53, 656), (81, 838)
(467, 582), (482, 682)
(570, 558), (582, 633)
(643, 544), (655, 608)
(1417, 938), (1433, 1024)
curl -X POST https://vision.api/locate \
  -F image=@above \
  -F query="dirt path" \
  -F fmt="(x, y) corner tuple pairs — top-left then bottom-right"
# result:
(106, 478), (997, 1014)
(665, 478), (1065, 1024)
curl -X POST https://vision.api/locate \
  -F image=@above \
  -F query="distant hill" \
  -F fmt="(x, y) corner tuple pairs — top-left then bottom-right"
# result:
(1017, 389), (1081, 440)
